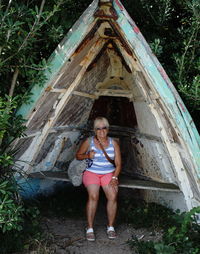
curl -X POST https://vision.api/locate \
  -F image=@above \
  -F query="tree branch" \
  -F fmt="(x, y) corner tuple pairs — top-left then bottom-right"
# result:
(186, 23), (200, 75)
(1, 0), (63, 66)
(8, 64), (48, 71)
(178, 28), (196, 82)
(0, 0), (13, 29)
(17, 0), (46, 52)
(9, 67), (19, 97)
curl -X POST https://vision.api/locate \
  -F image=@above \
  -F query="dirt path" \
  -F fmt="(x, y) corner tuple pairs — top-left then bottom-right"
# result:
(42, 216), (135, 253)
(41, 199), (161, 254)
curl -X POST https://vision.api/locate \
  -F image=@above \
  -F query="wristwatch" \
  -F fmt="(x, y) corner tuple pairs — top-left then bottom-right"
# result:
(112, 176), (118, 180)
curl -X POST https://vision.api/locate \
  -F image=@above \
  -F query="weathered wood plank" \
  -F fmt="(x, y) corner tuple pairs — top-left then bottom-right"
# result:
(29, 171), (70, 182)
(49, 88), (67, 93)
(72, 91), (97, 99)
(95, 89), (133, 98)
(23, 125), (163, 143)
(119, 175), (180, 192)
(29, 171), (180, 192)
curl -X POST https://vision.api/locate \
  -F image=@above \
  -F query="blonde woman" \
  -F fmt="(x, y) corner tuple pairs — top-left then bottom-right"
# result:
(76, 117), (121, 241)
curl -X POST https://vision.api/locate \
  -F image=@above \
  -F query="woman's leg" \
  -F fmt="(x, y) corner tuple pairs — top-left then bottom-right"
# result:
(102, 184), (118, 227)
(86, 184), (100, 228)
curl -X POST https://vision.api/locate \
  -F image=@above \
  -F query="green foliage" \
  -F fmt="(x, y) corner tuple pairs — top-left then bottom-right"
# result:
(0, 179), (24, 233)
(126, 201), (200, 254)
(154, 243), (175, 254)
(0, 177), (42, 253)
(178, 75), (200, 109)
(0, 95), (40, 253)
(0, 96), (26, 178)
(140, 0), (174, 26)
(129, 239), (176, 254)
(128, 237), (156, 254)
(0, 201), (42, 254)
(173, 1), (200, 111)
(149, 38), (163, 57)
(0, 96), (26, 142)
(120, 199), (174, 229)
(162, 207), (200, 254)
(0, 96), (17, 141)
(0, 0), (91, 102)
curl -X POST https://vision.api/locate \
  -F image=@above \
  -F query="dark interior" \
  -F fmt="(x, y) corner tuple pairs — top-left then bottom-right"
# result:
(88, 96), (138, 177)
(88, 96), (137, 128)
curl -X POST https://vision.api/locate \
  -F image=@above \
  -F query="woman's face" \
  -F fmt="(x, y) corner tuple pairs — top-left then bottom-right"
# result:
(95, 121), (108, 139)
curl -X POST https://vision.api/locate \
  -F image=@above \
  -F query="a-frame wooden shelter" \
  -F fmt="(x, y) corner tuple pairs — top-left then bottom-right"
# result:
(15, 0), (200, 211)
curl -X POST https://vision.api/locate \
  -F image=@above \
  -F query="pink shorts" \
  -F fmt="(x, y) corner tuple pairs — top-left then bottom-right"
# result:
(83, 171), (113, 187)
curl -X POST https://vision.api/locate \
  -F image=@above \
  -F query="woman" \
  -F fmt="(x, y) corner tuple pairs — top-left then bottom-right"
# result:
(76, 117), (121, 241)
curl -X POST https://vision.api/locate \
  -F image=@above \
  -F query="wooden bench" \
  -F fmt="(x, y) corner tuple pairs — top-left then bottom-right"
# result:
(29, 171), (180, 192)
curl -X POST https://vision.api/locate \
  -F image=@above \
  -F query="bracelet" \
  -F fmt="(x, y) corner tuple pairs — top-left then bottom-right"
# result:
(112, 176), (118, 180)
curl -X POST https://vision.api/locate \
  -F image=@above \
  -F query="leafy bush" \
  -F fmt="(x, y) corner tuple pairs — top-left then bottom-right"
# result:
(126, 202), (200, 254)
(0, 178), (41, 253)
(0, 95), (41, 252)
(120, 199), (175, 230)
(162, 207), (200, 254)
(0, 179), (24, 233)
(0, 96), (26, 177)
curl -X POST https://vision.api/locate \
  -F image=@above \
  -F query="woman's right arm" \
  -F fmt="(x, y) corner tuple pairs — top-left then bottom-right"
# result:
(76, 139), (90, 160)
(76, 139), (96, 160)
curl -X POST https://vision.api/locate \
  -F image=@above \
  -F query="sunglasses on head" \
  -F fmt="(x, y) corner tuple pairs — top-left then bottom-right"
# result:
(95, 126), (107, 130)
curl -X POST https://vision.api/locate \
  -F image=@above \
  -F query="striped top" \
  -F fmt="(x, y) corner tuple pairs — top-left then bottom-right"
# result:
(86, 136), (115, 174)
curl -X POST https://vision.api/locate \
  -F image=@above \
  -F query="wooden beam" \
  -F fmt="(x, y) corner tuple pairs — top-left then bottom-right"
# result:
(25, 72), (66, 127)
(135, 132), (162, 143)
(95, 89), (133, 98)
(98, 88), (131, 94)
(50, 88), (67, 93)
(28, 171), (180, 192)
(29, 171), (70, 182)
(114, 39), (137, 71)
(119, 176), (180, 192)
(72, 91), (97, 100)
(23, 39), (106, 173)
(23, 125), (163, 144)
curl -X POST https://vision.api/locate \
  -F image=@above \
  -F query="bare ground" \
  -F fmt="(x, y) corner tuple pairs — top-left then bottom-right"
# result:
(39, 188), (162, 254)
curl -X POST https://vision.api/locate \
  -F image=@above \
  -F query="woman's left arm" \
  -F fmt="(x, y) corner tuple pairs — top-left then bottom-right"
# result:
(113, 139), (121, 178)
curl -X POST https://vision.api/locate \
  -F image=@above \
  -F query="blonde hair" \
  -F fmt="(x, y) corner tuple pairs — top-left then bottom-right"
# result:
(94, 117), (109, 130)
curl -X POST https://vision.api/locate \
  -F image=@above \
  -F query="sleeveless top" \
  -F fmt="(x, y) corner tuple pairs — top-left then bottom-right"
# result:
(86, 136), (115, 174)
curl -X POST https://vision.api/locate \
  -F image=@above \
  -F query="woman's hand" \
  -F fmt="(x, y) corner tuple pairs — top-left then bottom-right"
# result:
(109, 177), (118, 192)
(88, 150), (96, 159)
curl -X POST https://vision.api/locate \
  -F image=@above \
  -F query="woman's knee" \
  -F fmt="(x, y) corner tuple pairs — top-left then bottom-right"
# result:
(106, 190), (118, 202)
(88, 192), (99, 201)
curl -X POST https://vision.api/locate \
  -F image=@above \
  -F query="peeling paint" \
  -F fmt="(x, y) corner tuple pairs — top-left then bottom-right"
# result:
(178, 101), (186, 112)
(133, 25), (140, 34)
(114, 0), (124, 11)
